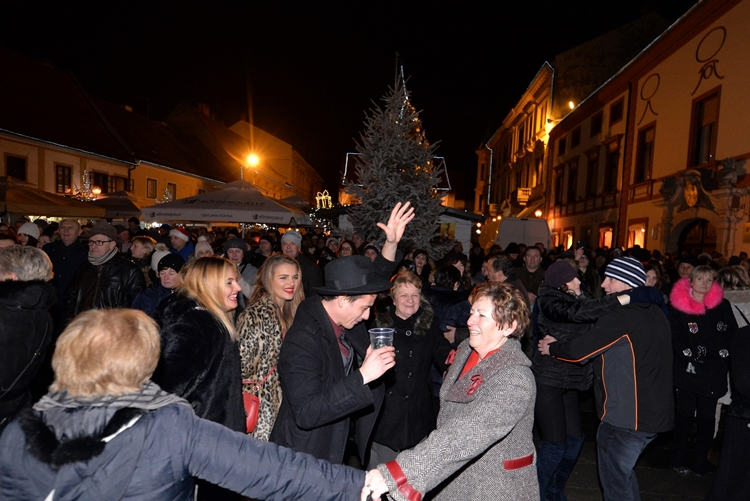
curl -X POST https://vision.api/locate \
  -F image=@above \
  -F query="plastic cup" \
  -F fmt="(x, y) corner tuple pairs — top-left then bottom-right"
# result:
(369, 328), (394, 349)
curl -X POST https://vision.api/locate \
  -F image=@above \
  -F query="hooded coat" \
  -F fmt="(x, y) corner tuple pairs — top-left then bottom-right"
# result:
(669, 278), (736, 398)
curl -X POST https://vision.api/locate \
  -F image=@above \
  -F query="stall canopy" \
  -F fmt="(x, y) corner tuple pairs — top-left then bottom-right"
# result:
(0, 176), (106, 218)
(141, 180), (311, 226)
(88, 191), (148, 219)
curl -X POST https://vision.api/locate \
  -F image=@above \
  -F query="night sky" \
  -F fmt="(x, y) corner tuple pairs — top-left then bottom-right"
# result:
(2, 1), (698, 202)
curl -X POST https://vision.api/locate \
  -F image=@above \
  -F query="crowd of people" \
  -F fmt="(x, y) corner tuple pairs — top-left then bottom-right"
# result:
(0, 208), (748, 501)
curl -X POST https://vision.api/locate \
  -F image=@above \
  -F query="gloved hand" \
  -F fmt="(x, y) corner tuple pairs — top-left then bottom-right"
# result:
(626, 286), (668, 316)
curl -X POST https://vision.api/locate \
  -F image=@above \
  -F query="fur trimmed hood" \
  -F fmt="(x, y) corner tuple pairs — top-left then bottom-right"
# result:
(669, 277), (723, 315)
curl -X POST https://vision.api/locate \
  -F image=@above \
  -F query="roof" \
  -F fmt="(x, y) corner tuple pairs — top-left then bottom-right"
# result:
(0, 47), (135, 164)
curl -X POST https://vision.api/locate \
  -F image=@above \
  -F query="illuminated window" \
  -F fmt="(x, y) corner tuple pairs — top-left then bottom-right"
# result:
(627, 220), (648, 248)
(599, 225), (614, 249)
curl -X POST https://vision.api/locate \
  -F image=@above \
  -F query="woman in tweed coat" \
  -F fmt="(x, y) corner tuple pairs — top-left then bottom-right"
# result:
(364, 282), (538, 501)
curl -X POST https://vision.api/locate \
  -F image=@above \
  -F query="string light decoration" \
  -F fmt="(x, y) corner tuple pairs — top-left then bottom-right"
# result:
(316, 190), (333, 209)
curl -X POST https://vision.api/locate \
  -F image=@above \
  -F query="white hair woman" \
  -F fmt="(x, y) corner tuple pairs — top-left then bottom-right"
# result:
(0, 309), (367, 500)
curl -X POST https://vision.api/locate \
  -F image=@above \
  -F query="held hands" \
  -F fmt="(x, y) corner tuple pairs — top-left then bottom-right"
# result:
(538, 335), (557, 356)
(362, 469), (389, 501)
(359, 345), (396, 385)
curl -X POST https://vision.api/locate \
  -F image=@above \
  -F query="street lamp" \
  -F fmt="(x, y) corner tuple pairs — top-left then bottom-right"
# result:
(241, 153), (260, 180)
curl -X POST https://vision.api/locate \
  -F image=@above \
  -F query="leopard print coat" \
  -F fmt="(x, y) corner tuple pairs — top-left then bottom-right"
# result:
(236, 293), (283, 441)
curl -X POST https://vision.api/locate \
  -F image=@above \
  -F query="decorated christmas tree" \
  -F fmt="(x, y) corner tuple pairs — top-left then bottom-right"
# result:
(347, 68), (447, 253)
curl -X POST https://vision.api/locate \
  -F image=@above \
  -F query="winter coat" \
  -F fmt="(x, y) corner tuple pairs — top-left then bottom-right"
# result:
(170, 241), (194, 262)
(532, 286), (622, 391)
(376, 338), (538, 501)
(64, 254), (146, 321)
(0, 402), (364, 501)
(269, 297), (384, 464)
(549, 303), (674, 433)
(423, 286), (471, 332)
(370, 300), (452, 451)
(0, 280), (55, 428)
(152, 295), (245, 432)
(131, 282), (175, 317)
(236, 293), (284, 441)
(295, 252), (324, 299)
(42, 240), (87, 307)
(669, 278), (736, 398)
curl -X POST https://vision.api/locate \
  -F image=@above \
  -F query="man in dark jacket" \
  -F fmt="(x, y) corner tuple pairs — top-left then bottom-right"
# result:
(43, 219), (87, 319)
(64, 221), (146, 322)
(270, 202), (413, 465)
(539, 257), (673, 501)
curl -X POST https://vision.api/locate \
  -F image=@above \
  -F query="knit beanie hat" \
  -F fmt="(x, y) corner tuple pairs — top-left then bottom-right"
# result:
(158, 254), (185, 273)
(194, 240), (213, 255)
(605, 256), (646, 288)
(18, 222), (40, 240)
(222, 238), (247, 256)
(169, 227), (190, 242)
(363, 243), (380, 255)
(544, 261), (579, 288)
(281, 230), (302, 248)
(259, 235), (274, 246)
(151, 249), (171, 272)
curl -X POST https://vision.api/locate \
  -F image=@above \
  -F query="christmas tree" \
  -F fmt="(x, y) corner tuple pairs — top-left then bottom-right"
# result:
(346, 68), (447, 253)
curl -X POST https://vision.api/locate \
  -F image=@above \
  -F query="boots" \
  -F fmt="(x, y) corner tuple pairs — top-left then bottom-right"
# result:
(547, 435), (585, 501)
(537, 440), (567, 501)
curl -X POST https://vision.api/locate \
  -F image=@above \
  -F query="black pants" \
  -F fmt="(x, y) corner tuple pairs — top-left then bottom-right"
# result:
(535, 383), (583, 444)
(670, 386), (717, 472)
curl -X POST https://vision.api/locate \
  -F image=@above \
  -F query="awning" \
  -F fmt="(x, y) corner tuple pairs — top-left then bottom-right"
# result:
(516, 199), (545, 218)
(0, 176), (106, 218)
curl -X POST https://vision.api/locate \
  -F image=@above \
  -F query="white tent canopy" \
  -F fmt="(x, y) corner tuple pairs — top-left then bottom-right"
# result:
(141, 180), (311, 226)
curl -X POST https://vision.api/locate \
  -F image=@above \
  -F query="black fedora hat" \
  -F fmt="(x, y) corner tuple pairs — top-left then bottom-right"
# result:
(314, 255), (392, 295)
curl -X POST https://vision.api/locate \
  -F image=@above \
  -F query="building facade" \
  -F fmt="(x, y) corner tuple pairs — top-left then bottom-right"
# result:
(546, 0), (750, 256)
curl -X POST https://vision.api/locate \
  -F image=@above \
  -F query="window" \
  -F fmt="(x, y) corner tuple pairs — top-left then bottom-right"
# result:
(147, 179), (157, 198)
(92, 172), (109, 194)
(167, 183), (177, 200)
(109, 176), (128, 193)
(557, 137), (567, 157)
(535, 157), (543, 187)
(690, 89), (720, 166)
(55, 165), (72, 194)
(553, 168), (564, 206)
(6, 155), (26, 180)
(567, 161), (578, 203)
(626, 218), (648, 248)
(570, 127), (581, 149)
(609, 99), (624, 125)
(586, 148), (599, 197)
(518, 124), (526, 150)
(590, 111), (603, 137)
(635, 124), (656, 183)
(537, 103), (547, 131)
(599, 224), (614, 249)
(603, 138), (621, 193)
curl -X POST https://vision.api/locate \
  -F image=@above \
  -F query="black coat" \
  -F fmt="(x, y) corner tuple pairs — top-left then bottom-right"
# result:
(152, 295), (245, 432)
(0, 280), (55, 427)
(42, 240), (87, 306)
(270, 297), (384, 464)
(64, 254), (146, 321)
(295, 252), (324, 299)
(370, 301), (452, 451)
(532, 286), (622, 391)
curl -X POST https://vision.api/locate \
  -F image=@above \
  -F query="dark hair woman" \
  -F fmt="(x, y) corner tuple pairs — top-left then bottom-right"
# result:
(532, 260), (624, 499)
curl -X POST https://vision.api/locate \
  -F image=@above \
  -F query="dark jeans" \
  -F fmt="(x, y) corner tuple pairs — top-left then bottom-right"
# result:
(596, 421), (656, 501)
(671, 387), (717, 473)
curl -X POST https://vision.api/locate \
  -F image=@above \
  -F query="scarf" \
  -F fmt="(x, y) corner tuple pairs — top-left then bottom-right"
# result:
(88, 246), (119, 266)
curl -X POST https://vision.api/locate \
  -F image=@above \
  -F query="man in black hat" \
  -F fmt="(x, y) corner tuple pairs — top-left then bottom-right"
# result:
(270, 202), (414, 465)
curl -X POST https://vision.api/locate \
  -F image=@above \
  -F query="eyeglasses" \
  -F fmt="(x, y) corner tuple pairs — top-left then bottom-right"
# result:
(88, 239), (113, 246)
(340, 246), (352, 251)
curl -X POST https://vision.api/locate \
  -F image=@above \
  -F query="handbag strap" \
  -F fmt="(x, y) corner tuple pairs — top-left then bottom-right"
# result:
(242, 366), (277, 389)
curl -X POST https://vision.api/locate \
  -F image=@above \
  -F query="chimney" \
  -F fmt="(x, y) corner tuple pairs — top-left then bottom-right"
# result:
(197, 103), (210, 116)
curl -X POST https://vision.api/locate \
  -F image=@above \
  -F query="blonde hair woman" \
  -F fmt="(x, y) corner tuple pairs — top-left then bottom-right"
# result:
(0, 309), (369, 500)
(236, 253), (304, 440)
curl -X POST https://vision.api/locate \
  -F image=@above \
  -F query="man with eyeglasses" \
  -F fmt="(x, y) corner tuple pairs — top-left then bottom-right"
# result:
(64, 221), (145, 324)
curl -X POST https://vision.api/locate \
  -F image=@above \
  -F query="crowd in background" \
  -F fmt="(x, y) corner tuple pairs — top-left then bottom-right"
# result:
(0, 211), (748, 500)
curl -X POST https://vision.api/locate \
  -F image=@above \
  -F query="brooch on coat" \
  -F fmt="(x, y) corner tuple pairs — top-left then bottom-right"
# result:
(716, 321), (727, 331)
(467, 374), (483, 395)
(688, 322), (699, 334)
(445, 350), (456, 365)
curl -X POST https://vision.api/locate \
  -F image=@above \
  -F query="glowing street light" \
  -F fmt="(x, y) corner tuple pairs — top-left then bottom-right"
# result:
(247, 153), (260, 167)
